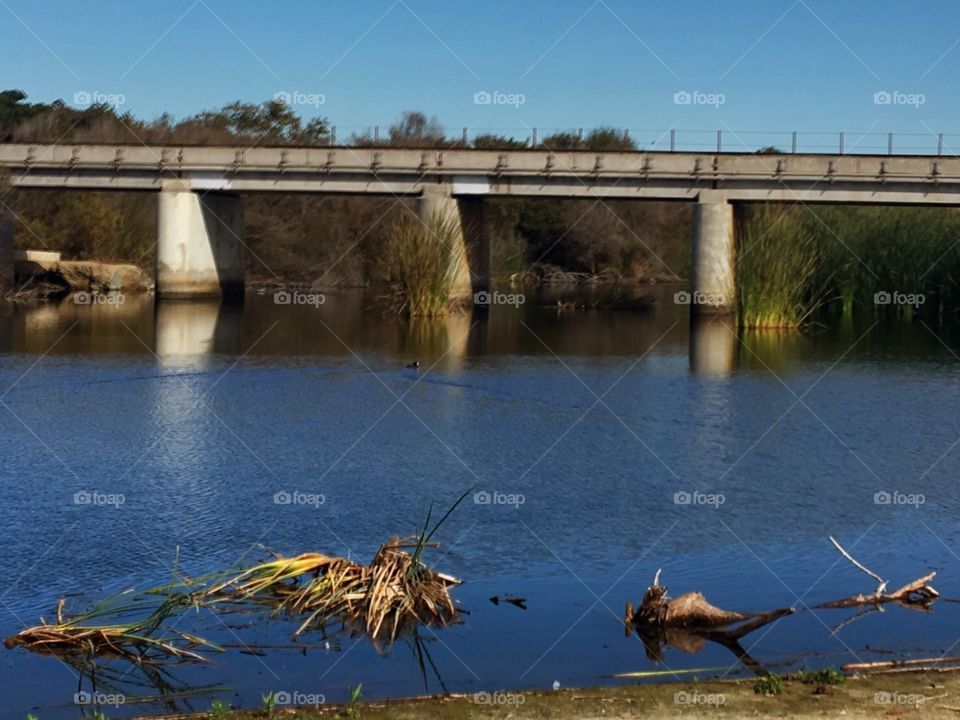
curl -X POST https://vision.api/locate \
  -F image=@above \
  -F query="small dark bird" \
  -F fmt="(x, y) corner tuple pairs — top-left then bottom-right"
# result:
(405, 360), (420, 370)
(489, 595), (528, 610)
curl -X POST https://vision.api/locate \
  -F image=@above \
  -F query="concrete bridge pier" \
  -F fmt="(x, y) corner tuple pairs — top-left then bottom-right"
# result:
(691, 191), (736, 314)
(0, 196), (14, 294)
(418, 184), (490, 299)
(157, 182), (245, 301)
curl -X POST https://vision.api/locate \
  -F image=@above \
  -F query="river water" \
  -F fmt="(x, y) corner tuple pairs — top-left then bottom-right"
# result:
(1, 287), (959, 717)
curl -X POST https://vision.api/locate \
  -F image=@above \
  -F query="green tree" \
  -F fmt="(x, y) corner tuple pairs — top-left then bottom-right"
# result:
(185, 99), (329, 145)
(539, 131), (581, 150)
(585, 126), (635, 151)
(472, 133), (528, 150)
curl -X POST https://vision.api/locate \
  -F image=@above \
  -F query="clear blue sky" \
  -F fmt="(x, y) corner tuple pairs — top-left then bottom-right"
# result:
(2, 0), (959, 149)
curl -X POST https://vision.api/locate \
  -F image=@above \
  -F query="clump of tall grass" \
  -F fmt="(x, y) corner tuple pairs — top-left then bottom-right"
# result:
(740, 204), (960, 326)
(737, 205), (827, 329)
(204, 492), (469, 642)
(810, 206), (960, 322)
(4, 593), (220, 664)
(379, 211), (466, 317)
(202, 541), (461, 642)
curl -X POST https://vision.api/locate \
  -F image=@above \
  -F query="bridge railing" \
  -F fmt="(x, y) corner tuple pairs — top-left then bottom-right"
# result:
(327, 126), (960, 156)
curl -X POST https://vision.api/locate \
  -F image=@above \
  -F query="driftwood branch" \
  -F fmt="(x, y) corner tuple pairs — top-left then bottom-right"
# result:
(624, 538), (943, 674)
(816, 538), (938, 609)
(828, 536), (887, 595)
(843, 656), (960, 672)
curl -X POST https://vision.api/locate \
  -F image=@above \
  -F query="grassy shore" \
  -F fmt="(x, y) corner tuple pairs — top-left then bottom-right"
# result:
(134, 670), (960, 719)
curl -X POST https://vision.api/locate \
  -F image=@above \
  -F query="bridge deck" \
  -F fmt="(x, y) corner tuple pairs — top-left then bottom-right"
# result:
(2, 144), (960, 203)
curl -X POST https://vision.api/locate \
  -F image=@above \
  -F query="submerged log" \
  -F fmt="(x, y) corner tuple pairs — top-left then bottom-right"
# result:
(626, 569), (793, 636)
(625, 569), (794, 675)
(665, 592), (747, 628)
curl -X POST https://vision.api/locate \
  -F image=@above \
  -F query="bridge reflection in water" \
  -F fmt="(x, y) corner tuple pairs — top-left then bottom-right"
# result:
(0, 288), (751, 378)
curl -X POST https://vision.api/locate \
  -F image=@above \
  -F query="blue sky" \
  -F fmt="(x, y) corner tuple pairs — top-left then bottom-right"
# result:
(2, 0), (959, 151)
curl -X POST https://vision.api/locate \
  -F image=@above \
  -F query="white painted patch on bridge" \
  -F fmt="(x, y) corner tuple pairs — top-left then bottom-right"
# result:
(453, 176), (490, 195)
(188, 174), (233, 191)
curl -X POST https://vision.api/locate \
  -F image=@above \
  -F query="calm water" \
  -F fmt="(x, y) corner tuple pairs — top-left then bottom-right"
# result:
(2, 288), (960, 717)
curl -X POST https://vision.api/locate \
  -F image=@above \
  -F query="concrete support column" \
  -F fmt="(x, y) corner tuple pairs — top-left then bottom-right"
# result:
(691, 191), (735, 314)
(418, 184), (490, 299)
(0, 194), (14, 294)
(458, 196), (491, 297)
(157, 183), (244, 300)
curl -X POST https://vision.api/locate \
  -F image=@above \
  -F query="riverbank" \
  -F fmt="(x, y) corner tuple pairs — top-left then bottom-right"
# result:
(134, 671), (960, 719)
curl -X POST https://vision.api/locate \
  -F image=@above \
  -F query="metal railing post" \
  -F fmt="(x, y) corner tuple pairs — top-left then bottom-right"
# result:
(791, 131), (797, 154)
(670, 128), (676, 152)
(462, 127), (468, 146)
(331, 125), (336, 146)
(532, 128), (538, 146)
(888, 132), (893, 155)
(374, 126), (380, 143)
(839, 132), (844, 155)
(716, 129), (722, 153)
(939, 133), (944, 156)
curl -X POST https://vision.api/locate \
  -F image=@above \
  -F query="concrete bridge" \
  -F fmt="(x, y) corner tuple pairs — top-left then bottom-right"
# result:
(3, 143), (960, 311)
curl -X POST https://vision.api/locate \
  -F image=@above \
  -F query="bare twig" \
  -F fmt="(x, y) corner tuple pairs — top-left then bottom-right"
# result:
(829, 536), (887, 595)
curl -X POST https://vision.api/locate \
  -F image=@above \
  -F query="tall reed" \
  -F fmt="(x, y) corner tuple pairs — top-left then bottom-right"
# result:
(737, 205), (826, 329)
(810, 206), (960, 321)
(737, 204), (960, 327)
(379, 211), (466, 317)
